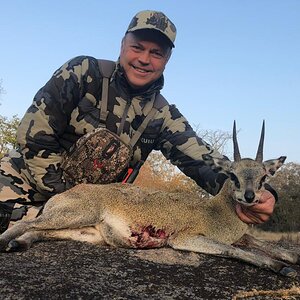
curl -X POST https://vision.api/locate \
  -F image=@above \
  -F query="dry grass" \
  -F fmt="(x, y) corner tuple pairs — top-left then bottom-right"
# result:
(232, 286), (300, 300)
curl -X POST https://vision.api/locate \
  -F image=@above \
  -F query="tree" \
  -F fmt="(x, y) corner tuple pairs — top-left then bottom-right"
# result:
(193, 125), (232, 156)
(0, 115), (20, 158)
(0, 80), (20, 157)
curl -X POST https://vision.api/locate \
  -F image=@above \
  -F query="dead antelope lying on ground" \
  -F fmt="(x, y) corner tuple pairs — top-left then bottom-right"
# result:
(0, 122), (298, 277)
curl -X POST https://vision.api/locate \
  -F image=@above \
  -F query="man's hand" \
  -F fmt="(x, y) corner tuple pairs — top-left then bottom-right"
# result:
(235, 190), (276, 224)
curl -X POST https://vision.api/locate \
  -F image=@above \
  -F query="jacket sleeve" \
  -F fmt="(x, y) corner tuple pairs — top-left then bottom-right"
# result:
(16, 56), (101, 197)
(156, 104), (229, 195)
(264, 183), (278, 202)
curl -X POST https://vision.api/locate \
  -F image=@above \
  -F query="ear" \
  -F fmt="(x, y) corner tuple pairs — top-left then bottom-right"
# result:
(121, 36), (125, 49)
(263, 156), (287, 176)
(165, 49), (172, 63)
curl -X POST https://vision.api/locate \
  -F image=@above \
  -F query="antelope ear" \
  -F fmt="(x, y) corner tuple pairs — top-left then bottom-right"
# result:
(264, 156), (287, 176)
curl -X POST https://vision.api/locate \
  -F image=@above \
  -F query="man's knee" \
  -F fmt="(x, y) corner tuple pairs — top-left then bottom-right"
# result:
(1, 154), (35, 202)
(0, 153), (46, 232)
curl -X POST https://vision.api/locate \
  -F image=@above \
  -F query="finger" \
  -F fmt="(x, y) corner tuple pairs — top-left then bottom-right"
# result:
(243, 206), (271, 223)
(248, 203), (274, 215)
(248, 192), (276, 215)
(235, 205), (262, 224)
(236, 204), (267, 224)
(257, 190), (275, 205)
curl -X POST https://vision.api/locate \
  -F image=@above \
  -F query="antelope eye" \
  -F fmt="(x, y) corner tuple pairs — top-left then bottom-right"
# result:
(258, 175), (267, 189)
(230, 173), (240, 189)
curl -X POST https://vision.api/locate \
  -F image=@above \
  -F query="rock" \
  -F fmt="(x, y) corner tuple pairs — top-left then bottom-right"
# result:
(0, 241), (299, 299)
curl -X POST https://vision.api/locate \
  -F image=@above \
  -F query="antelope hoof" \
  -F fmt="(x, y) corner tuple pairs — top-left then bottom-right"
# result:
(6, 240), (28, 252)
(280, 266), (298, 278)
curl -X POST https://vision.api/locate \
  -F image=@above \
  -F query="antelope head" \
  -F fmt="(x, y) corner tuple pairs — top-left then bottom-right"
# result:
(215, 121), (286, 206)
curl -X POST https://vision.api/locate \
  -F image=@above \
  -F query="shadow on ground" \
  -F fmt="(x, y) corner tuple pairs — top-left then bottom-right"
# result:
(0, 240), (299, 300)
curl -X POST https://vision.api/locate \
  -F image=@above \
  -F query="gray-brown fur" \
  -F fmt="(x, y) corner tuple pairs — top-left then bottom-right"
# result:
(0, 123), (298, 278)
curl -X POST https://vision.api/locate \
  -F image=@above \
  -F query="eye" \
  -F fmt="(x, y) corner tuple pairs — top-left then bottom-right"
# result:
(151, 51), (164, 59)
(230, 173), (240, 189)
(258, 175), (267, 189)
(131, 45), (142, 52)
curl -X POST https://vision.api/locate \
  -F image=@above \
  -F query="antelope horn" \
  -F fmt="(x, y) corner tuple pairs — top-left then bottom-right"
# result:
(233, 121), (241, 162)
(255, 120), (265, 162)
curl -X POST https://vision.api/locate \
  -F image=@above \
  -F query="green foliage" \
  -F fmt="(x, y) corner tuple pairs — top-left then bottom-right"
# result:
(0, 115), (20, 158)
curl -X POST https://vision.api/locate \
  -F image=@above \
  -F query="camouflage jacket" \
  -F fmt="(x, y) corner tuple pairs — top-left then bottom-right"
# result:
(16, 56), (228, 198)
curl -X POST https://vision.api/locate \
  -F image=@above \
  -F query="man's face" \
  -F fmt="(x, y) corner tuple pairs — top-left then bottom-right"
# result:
(119, 32), (171, 89)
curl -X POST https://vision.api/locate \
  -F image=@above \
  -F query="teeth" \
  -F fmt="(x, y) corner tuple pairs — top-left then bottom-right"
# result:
(133, 66), (148, 73)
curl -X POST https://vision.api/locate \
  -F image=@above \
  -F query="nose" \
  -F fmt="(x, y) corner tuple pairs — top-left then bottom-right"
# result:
(244, 190), (255, 203)
(138, 51), (150, 65)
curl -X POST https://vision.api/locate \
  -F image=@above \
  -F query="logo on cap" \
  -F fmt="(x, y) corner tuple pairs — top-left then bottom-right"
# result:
(127, 10), (176, 48)
(147, 12), (169, 32)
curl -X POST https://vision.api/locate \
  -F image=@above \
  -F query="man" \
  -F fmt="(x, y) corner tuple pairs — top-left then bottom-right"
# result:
(0, 10), (276, 233)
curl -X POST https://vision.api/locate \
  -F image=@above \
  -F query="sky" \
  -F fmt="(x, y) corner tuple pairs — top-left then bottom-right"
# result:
(0, 1), (299, 163)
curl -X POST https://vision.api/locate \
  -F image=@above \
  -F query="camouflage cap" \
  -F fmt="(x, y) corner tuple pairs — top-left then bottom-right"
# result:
(126, 10), (176, 48)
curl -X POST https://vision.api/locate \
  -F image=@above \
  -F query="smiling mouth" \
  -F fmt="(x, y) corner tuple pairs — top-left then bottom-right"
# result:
(132, 65), (152, 73)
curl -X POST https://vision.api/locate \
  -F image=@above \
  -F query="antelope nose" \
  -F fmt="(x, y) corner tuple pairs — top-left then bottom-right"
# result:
(244, 190), (255, 203)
